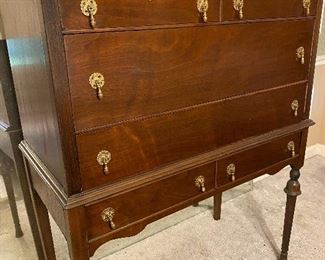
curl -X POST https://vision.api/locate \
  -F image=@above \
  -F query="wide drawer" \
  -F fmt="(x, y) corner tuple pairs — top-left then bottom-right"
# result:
(65, 20), (313, 131)
(77, 83), (306, 190)
(85, 162), (215, 239)
(217, 132), (302, 187)
(59, 0), (220, 31)
(222, 0), (317, 21)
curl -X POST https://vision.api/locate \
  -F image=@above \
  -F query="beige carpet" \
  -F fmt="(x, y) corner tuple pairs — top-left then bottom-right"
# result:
(0, 155), (324, 260)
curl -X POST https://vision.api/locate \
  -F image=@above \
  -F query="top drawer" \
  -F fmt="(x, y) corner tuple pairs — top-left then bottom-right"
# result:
(222, 0), (317, 21)
(58, 0), (220, 31)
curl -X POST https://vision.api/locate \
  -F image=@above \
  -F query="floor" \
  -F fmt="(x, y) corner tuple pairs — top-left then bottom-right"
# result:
(0, 155), (324, 260)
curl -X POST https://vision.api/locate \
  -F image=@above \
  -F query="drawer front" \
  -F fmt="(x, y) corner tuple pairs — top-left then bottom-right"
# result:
(217, 132), (302, 186)
(85, 163), (215, 239)
(59, 0), (220, 31)
(65, 20), (313, 131)
(77, 83), (306, 190)
(222, 0), (317, 21)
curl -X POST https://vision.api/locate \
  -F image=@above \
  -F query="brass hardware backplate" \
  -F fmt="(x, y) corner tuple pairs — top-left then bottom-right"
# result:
(101, 207), (116, 230)
(195, 175), (206, 192)
(233, 0), (244, 19)
(197, 0), (209, 23)
(291, 100), (299, 117)
(296, 47), (305, 65)
(89, 72), (105, 100)
(287, 141), (296, 157)
(80, 0), (98, 28)
(303, 0), (311, 15)
(227, 163), (236, 182)
(97, 150), (111, 175)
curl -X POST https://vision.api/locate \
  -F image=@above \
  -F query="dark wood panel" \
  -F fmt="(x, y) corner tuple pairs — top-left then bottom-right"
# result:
(0, 0), (71, 193)
(221, 0), (317, 21)
(86, 162), (215, 239)
(0, 40), (20, 130)
(59, 0), (220, 31)
(77, 83), (306, 190)
(217, 132), (302, 186)
(65, 20), (313, 131)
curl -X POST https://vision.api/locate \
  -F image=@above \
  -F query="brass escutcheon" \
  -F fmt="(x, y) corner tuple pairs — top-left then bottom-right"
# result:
(287, 141), (296, 157)
(291, 100), (299, 117)
(233, 0), (244, 19)
(303, 0), (311, 16)
(80, 0), (98, 28)
(197, 0), (209, 23)
(296, 47), (305, 65)
(101, 207), (116, 230)
(89, 72), (105, 100)
(97, 150), (111, 175)
(195, 175), (206, 192)
(227, 163), (236, 182)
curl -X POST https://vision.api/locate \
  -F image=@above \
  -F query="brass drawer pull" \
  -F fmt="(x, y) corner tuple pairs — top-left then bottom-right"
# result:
(195, 175), (206, 192)
(81, 0), (98, 28)
(197, 0), (208, 23)
(296, 47), (305, 65)
(89, 73), (105, 100)
(97, 150), (111, 175)
(227, 163), (236, 182)
(287, 141), (296, 157)
(233, 0), (244, 19)
(291, 100), (299, 117)
(101, 207), (116, 230)
(303, 0), (311, 15)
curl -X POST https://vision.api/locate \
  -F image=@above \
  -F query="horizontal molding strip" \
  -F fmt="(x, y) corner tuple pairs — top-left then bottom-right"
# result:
(62, 16), (315, 35)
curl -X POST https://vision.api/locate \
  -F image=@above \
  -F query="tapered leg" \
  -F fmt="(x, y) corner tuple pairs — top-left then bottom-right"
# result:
(32, 189), (56, 260)
(2, 173), (23, 237)
(280, 168), (301, 260)
(214, 193), (222, 220)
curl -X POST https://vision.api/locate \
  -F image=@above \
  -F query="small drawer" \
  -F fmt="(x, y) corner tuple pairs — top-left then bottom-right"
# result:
(85, 163), (215, 239)
(217, 132), (302, 186)
(59, 0), (220, 31)
(221, 0), (317, 21)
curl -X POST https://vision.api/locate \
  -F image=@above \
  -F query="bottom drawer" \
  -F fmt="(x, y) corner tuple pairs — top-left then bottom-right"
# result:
(86, 163), (215, 239)
(217, 132), (302, 186)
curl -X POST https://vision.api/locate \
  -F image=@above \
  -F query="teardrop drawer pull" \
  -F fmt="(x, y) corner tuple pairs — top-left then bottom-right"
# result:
(97, 150), (111, 175)
(291, 100), (299, 117)
(89, 73), (105, 100)
(197, 0), (208, 23)
(303, 0), (311, 16)
(195, 175), (206, 192)
(287, 141), (296, 157)
(80, 0), (98, 28)
(233, 0), (244, 19)
(296, 47), (305, 65)
(101, 207), (116, 230)
(227, 163), (236, 182)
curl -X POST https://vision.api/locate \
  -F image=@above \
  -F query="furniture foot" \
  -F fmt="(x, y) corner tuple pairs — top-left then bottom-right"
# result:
(2, 173), (23, 237)
(280, 167), (301, 260)
(213, 193), (222, 220)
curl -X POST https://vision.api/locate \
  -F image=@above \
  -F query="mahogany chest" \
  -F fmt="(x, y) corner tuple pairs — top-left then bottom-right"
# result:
(0, 0), (322, 259)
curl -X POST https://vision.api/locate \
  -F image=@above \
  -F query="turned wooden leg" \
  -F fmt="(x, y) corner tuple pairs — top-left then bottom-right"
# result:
(214, 193), (222, 220)
(32, 190), (56, 260)
(2, 173), (23, 237)
(280, 168), (301, 260)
